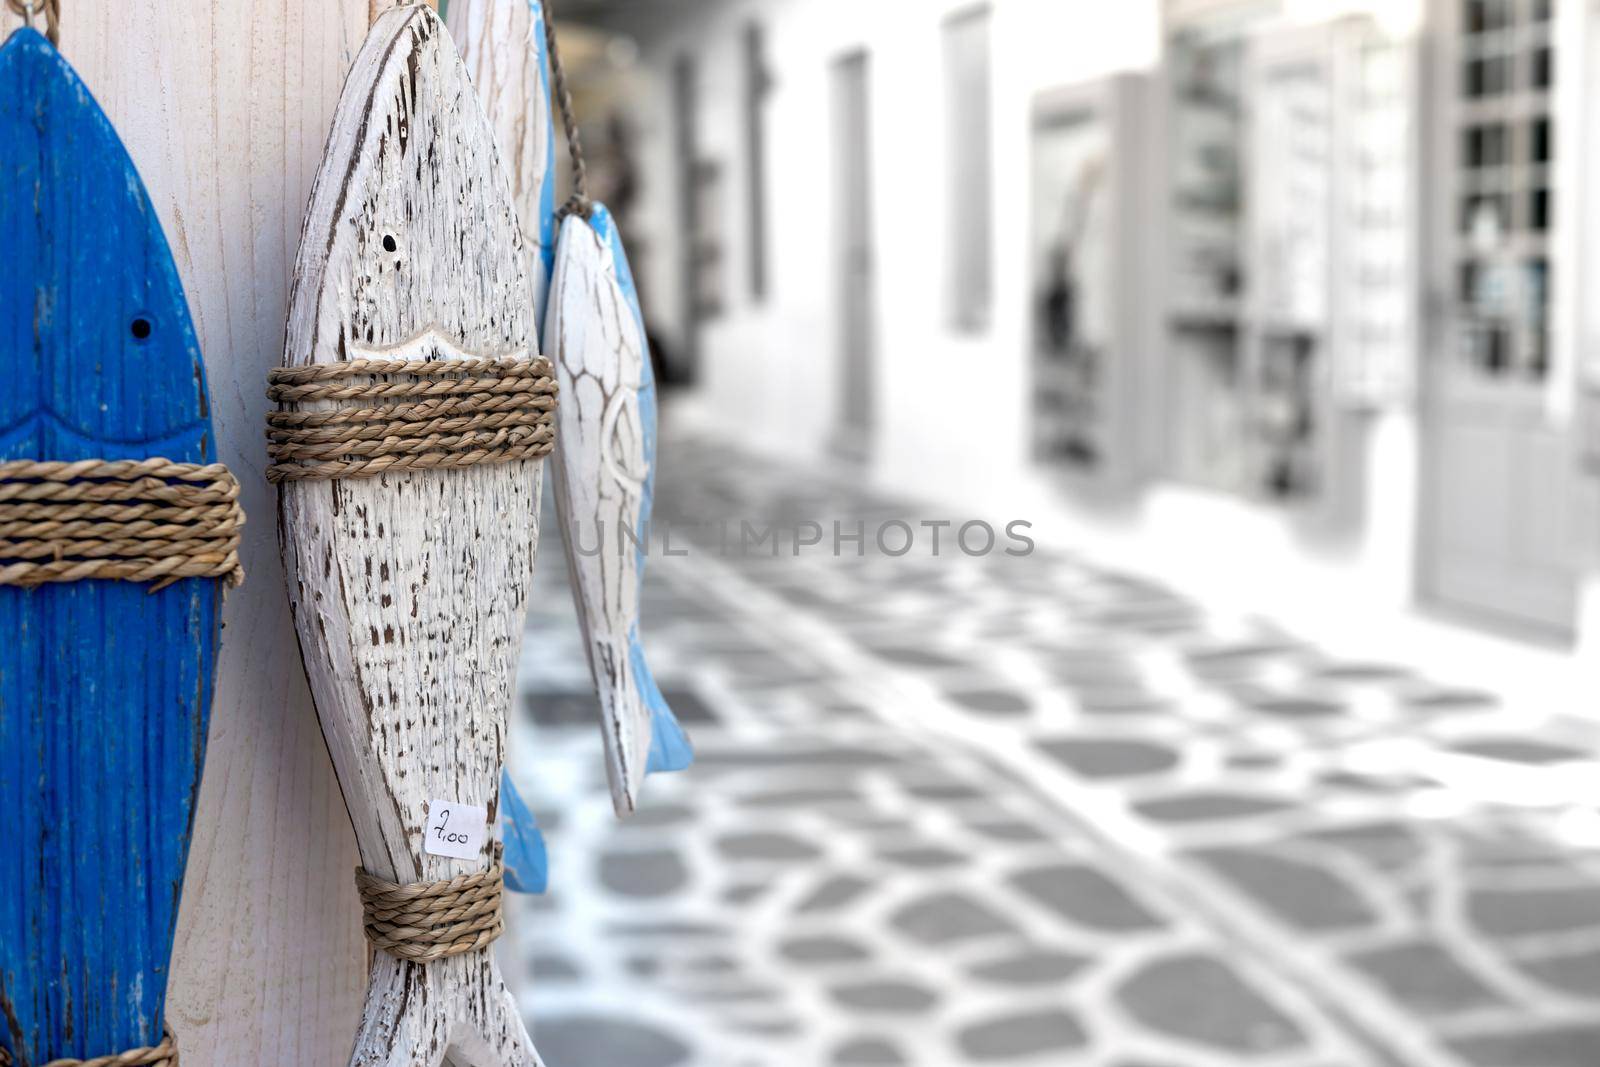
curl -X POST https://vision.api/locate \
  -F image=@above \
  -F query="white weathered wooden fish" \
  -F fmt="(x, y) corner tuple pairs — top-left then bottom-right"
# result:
(277, 6), (543, 1064)
(447, 0), (559, 894)
(447, 0), (557, 319)
(546, 203), (693, 817)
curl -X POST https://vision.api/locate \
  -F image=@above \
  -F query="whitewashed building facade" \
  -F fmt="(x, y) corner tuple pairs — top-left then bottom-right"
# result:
(600, 0), (1600, 678)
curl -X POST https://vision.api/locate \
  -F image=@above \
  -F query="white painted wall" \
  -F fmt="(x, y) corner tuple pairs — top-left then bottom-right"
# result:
(631, 0), (1160, 479)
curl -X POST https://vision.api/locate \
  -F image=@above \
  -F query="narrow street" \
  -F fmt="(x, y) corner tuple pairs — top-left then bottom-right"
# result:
(505, 432), (1600, 1067)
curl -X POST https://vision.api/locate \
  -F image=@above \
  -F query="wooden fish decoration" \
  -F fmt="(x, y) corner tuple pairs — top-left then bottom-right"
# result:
(277, 7), (543, 1064)
(447, 0), (560, 894)
(448, 0), (558, 319)
(0, 26), (223, 1064)
(546, 204), (693, 818)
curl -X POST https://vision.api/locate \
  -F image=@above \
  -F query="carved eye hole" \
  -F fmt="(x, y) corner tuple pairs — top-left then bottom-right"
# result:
(379, 232), (405, 273)
(130, 315), (153, 342)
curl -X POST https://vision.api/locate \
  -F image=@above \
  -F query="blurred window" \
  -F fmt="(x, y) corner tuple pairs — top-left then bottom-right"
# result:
(1464, 55), (1513, 97)
(943, 5), (993, 333)
(1526, 257), (1550, 376)
(1461, 193), (1510, 236)
(1531, 45), (1553, 90)
(1459, 260), (1479, 305)
(742, 22), (770, 302)
(1449, 0), (1554, 381)
(1524, 256), (1549, 312)
(830, 49), (875, 456)
(1465, 0), (1514, 34)
(1461, 322), (1512, 374)
(1528, 186), (1550, 231)
(1530, 116), (1551, 163)
(1463, 123), (1508, 167)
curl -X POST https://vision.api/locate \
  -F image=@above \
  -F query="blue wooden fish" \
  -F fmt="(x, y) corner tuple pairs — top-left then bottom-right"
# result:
(546, 203), (693, 817)
(0, 27), (221, 1064)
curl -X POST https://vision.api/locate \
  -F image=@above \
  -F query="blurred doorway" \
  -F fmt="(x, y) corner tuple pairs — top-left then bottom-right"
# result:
(673, 55), (711, 380)
(1419, 0), (1578, 640)
(831, 49), (875, 462)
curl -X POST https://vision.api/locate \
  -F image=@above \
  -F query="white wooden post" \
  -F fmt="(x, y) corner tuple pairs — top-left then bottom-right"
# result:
(0, 3), (384, 1063)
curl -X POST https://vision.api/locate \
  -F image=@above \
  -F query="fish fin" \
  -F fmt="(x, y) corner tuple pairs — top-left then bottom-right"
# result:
(647, 697), (695, 774)
(499, 769), (548, 895)
(630, 631), (694, 775)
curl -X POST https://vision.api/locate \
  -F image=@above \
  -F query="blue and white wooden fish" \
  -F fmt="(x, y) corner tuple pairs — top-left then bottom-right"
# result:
(0, 27), (222, 1064)
(446, 0), (560, 891)
(546, 204), (693, 817)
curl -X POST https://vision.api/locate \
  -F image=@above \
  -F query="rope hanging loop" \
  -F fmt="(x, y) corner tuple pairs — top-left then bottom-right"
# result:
(542, 0), (592, 221)
(6, 0), (60, 46)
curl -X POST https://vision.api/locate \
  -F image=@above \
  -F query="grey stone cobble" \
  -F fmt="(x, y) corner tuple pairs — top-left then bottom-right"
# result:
(954, 1009), (1089, 1060)
(1115, 954), (1307, 1055)
(1191, 848), (1377, 931)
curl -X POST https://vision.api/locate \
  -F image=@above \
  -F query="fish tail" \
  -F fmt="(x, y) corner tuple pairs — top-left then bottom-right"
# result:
(499, 769), (548, 894)
(629, 632), (694, 775)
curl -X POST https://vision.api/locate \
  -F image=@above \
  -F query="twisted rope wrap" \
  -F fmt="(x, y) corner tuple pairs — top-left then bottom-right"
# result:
(355, 860), (504, 963)
(0, 459), (244, 590)
(0, 1024), (179, 1067)
(266, 356), (557, 483)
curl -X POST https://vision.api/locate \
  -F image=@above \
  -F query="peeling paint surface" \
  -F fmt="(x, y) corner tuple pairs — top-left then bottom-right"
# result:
(278, 8), (544, 1064)
(446, 0), (560, 899)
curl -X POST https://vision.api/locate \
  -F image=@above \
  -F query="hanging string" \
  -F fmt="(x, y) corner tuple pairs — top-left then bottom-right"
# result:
(6, 0), (60, 46)
(542, 0), (592, 220)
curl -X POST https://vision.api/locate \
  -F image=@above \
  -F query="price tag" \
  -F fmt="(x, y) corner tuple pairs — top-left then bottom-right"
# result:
(424, 799), (487, 861)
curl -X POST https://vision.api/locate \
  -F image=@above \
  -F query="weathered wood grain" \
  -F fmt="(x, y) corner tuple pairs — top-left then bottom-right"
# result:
(448, 0), (558, 320)
(374, 0), (439, 22)
(278, 7), (542, 1065)
(447, 0), (559, 900)
(546, 205), (694, 817)
(0, 28), (221, 1064)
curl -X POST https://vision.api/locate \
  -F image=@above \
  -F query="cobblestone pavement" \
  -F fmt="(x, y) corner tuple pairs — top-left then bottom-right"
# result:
(503, 431), (1600, 1067)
